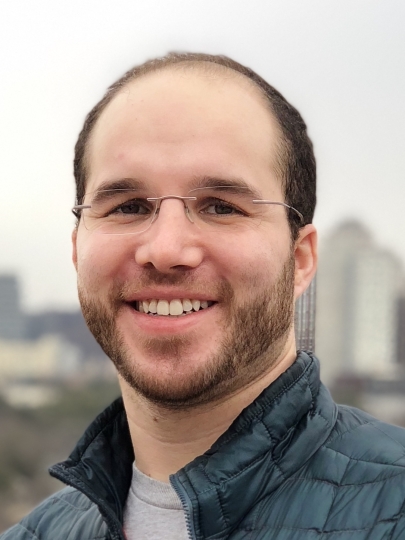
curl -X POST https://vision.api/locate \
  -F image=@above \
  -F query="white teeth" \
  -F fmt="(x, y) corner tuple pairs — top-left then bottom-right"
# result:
(137, 298), (212, 315)
(182, 299), (193, 312)
(157, 300), (170, 315)
(169, 299), (183, 316)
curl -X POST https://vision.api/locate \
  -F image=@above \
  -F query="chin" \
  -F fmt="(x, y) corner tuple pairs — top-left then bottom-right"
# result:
(114, 341), (228, 409)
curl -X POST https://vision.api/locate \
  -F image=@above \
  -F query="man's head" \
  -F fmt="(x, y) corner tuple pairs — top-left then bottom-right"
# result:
(72, 53), (317, 410)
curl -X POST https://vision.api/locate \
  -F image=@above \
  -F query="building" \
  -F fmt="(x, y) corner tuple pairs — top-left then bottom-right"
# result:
(316, 221), (372, 383)
(0, 274), (25, 340)
(0, 335), (81, 381)
(345, 249), (402, 375)
(316, 221), (404, 384)
(295, 276), (316, 352)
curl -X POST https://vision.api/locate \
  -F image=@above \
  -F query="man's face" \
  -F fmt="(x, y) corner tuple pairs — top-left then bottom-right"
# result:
(73, 69), (300, 409)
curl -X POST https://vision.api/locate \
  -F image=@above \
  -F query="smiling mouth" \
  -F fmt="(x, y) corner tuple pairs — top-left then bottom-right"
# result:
(131, 299), (216, 316)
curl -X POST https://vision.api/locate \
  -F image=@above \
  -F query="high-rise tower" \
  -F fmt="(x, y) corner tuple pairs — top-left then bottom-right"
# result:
(316, 221), (403, 383)
(0, 274), (25, 340)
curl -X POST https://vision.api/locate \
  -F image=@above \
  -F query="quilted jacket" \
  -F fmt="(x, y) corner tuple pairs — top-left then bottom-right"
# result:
(2, 352), (405, 539)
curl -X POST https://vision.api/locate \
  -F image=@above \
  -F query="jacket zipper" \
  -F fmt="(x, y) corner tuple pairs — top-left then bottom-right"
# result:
(170, 475), (196, 540)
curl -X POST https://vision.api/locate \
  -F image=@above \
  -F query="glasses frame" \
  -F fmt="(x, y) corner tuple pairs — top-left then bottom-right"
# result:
(72, 190), (304, 232)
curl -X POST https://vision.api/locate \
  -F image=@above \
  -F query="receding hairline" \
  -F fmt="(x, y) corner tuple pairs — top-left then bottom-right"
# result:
(84, 60), (287, 187)
(111, 58), (275, 102)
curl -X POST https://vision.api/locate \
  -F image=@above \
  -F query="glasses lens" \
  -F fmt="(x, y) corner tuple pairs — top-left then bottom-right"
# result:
(187, 186), (264, 229)
(81, 189), (157, 235)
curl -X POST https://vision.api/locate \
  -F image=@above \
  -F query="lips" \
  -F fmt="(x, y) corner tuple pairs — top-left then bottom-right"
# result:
(133, 298), (215, 316)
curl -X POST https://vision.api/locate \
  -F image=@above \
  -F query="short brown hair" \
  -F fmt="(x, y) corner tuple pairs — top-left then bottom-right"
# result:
(74, 52), (316, 239)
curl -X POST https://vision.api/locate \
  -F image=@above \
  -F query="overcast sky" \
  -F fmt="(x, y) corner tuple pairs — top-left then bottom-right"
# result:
(0, 0), (404, 311)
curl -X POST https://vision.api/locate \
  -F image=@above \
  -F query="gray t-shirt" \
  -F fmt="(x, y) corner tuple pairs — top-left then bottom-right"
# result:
(123, 463), (189, 540)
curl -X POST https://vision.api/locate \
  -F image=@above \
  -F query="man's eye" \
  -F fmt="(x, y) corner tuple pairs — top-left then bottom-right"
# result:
(110, 199), (152, 215)
(201, 199), (244, 216)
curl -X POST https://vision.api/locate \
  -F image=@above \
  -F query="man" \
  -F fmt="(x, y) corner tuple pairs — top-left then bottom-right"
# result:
(3, 52), (405, 539)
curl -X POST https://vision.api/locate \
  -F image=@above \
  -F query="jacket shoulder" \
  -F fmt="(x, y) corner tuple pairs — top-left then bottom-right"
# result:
(0, 486), (108, 540)
(325, 404), (405, 466)
(249, 405), (405, 537)
(301, 405), (405, 533)
(307, 404), (405, 491)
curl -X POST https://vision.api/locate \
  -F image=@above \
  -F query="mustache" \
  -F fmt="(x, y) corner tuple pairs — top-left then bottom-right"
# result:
(111, 268), (234, 304)
(126, 268), (198, 287)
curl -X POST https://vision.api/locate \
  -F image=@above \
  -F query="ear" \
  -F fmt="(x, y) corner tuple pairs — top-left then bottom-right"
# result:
(72, 229), (78, 271)
(293, 224), (317, 300)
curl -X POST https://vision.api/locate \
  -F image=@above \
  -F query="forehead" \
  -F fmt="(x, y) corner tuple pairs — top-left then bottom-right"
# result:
(86, 67), (283, 196)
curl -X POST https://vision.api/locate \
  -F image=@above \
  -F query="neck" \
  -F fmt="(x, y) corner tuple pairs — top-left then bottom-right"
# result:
(120, 338), (297, 482)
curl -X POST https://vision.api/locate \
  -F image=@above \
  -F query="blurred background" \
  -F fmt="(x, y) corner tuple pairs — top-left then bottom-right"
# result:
(0, 0), (404, 531)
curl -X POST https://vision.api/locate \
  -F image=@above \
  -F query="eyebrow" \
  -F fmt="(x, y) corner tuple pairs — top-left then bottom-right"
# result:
(89, 178), (148, 203)
(189, 176), (264, 199)
(87, 175), (264, 201)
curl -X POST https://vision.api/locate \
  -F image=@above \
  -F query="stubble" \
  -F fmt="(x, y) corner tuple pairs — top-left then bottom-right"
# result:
(78, 254), (295, 410)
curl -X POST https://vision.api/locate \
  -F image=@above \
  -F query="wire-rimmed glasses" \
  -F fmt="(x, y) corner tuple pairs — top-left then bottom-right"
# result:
(72, 186), (304, 235)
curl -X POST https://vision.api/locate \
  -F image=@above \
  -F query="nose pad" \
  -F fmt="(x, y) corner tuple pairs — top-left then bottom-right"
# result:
(147, 195), (197, 227)
(184, 204), (194, 224)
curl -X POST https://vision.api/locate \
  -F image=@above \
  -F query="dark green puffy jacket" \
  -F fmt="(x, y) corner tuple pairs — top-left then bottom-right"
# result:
(3, 352), (405, 539)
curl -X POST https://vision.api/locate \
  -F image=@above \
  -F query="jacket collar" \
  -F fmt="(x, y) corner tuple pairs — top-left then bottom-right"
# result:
(50, 398), (134, 538)
(50, 352), (337, 539)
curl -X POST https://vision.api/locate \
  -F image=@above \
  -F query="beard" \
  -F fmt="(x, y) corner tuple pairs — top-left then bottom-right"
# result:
(78, 253), (295, 411)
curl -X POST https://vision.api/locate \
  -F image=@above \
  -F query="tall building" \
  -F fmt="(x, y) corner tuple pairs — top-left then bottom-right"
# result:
(0, 274), (25, 340)
(295, 276), (316, 352)
(316, 221), (372, 383)
(345, 248), (402, 375)
(316, 221), (403, 383)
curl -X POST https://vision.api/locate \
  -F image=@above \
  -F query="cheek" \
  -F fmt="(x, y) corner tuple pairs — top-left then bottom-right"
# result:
(211, 231), (290, 290)
(76, 234), (132, 290)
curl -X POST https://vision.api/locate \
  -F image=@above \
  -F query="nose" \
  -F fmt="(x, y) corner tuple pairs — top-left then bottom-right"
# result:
(134, 198), (204, 272)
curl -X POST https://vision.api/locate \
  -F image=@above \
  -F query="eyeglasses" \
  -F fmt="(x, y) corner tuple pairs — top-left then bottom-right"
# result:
(72, 186), (304, 235)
